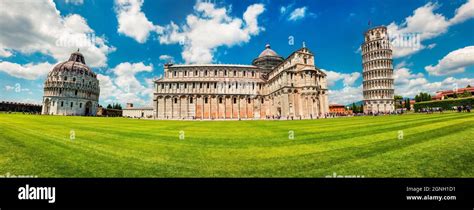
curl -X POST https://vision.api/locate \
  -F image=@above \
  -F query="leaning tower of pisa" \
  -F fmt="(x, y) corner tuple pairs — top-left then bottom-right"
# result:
(361, 26), (395, 114)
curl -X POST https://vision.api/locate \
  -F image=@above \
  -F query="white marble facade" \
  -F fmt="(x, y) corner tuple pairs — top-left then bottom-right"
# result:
(154, 44), (329, 120)
(361, 26), (395, 114)
(42, 51), (100, 116)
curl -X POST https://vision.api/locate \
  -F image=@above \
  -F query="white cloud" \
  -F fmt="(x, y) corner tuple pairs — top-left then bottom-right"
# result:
(427, 43), (436, 49)
(159, 55), (175, 63)
(397, 76), (474, 98)
(159, 2), (265, 64)
(288, 7), (307, 21)
(243, 4), (265, 35)
(322, 69), (361, 87)
(393, 67), (424, 86)
(425, 46), (474, 76)
(394, 66), (473, 97)
(64, 0), (84, 5)
(98, 62), (154, 106)
(0, 62), (54, 80)
(388, 0), (474, 58)
(0, 47), (12, 57)
(328, 85), (363, 105)
(0, 0), (114, 67)
(323, 69), (362, 105)
(280, 3), (295, 16)
(5, 85), (15, 91)
(114, 0), (164, 43)
(449, 0), (474, 24)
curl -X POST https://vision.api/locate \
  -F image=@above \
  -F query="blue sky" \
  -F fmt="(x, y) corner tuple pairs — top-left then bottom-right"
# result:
(0, 0), (473, 106)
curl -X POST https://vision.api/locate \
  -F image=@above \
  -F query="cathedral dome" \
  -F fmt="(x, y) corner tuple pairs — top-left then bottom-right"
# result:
(42, 50), (100, 116)
(258, 44), (279, 57)
(252, 44), (284, 70)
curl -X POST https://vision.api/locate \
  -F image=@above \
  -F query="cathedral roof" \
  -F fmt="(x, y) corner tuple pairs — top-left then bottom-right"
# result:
(170, 64), (258, 68)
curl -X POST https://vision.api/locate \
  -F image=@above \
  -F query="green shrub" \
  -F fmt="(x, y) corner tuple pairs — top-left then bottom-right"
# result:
(414, 97), (474, 112)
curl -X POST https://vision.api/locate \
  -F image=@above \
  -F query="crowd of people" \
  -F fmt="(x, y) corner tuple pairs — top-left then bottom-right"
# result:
(455, 105), (471, 112)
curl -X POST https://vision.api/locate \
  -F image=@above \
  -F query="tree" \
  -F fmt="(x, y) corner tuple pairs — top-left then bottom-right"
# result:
(405, 98), (411, 111)
(467, 85), (471, 88)
(394, 95), (403, 108)
(112, 103), (122, 110)
(351, 103), (357, 113)
(415, 92), (431, 102)
(460, 90), (472, 98)
(106, 103), (123, 110)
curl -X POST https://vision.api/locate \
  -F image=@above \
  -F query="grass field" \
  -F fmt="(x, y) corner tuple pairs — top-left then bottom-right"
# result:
(0, 112), (473, 177)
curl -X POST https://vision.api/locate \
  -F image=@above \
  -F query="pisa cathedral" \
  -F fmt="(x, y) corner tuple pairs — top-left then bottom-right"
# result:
(361, 26), (395, 114)
(153, 44), (329, 120)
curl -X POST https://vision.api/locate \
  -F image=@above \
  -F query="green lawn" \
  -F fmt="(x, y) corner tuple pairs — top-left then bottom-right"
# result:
(0, 112), (473, 177)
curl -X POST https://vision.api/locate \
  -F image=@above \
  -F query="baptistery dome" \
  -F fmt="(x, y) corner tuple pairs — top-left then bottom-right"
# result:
(42, 51), (100, 116)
